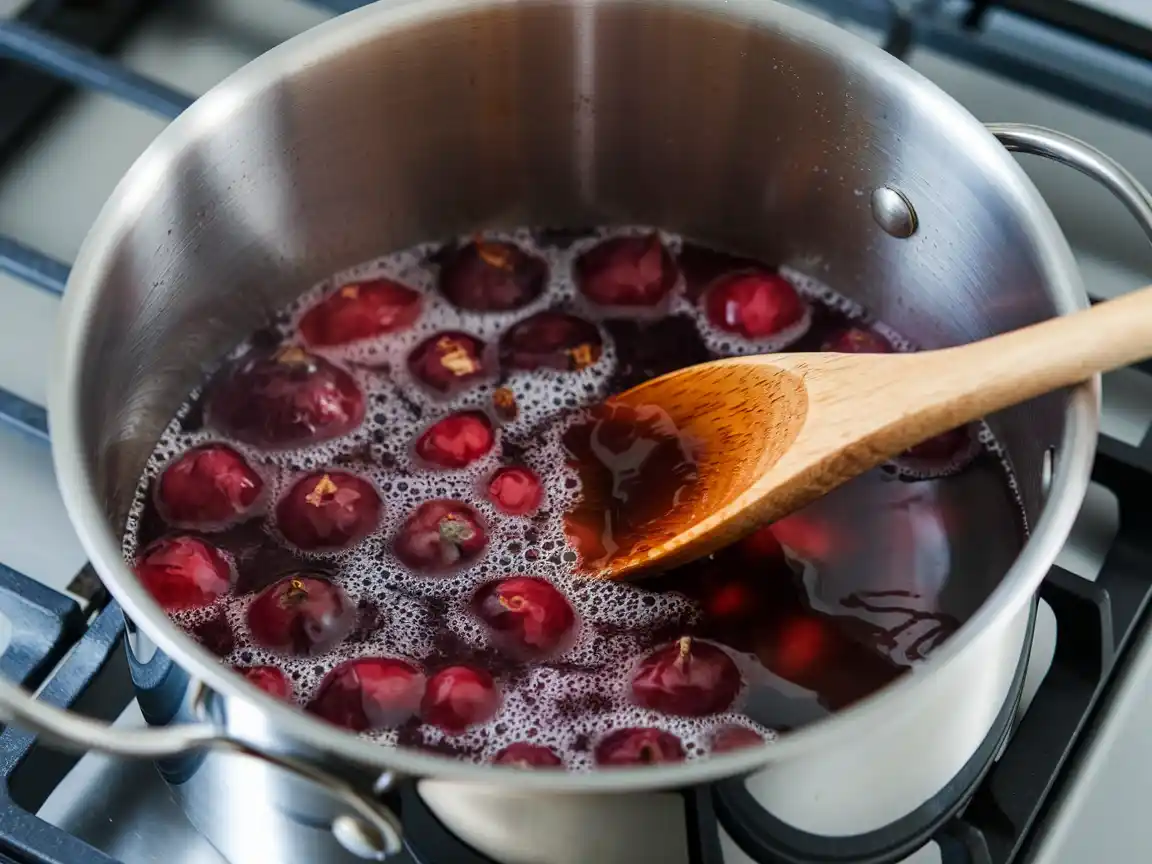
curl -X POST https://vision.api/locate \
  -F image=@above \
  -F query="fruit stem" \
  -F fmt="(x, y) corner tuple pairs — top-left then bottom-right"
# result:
(284, 579), (309, 605)
(498, 593), (525, 612)
(474, 237), (514, 271)
(438, 340), (481, 376)
(274, 346), (310, 366)
(493, 387), (518, 420)
(305, 474), (338, 507)
(439, 516), (475, 544)
(567, 344), (597, 370)
(676, 636), (693, 671)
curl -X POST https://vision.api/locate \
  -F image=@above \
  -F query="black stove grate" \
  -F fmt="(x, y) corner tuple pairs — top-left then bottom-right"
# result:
(0, 2), (1150, 863)
(0, 599), (128, 864)
(0, 0), (162, 169)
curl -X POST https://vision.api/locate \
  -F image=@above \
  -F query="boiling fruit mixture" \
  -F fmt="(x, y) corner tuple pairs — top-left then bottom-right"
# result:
(123, 227), (1026, 770)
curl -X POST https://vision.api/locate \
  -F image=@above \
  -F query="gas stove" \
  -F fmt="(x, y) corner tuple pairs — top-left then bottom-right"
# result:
(0, 1), (1150, 862)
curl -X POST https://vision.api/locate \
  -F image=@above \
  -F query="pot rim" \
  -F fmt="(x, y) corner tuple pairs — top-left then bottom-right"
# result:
(48, 0), (1099, 792)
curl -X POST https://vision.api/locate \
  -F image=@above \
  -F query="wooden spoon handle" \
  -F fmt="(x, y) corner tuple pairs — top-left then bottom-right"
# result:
(908, 285), (1152, 428)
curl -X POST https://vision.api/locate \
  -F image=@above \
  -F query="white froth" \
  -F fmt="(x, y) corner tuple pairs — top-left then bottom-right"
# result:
(123, 224), (1021, 769)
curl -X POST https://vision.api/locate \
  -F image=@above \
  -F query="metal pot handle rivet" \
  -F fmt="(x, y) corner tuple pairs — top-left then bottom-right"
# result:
(871, 185), (919, 238)
(333, 812), (403, 861)
(0, 676), (406, 859)
(1041, 447), (1055, 499)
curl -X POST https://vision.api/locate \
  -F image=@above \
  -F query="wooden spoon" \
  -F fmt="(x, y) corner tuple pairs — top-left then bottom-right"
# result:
(595, 287), (1152, 581)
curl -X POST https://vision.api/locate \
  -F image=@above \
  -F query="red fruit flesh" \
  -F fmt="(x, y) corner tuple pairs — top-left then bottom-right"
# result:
(236, 665), (293, 700)
(486, 466), (544, 516)
(471, 576), (577, 659)
(492, 387), (518, 422)
(631, 636), (741, 716)
(683, 572), (777, 655)
(654, 526), (791, 654)
(574, 234), (677, 307)
(711, 725), (764, 754)
(157, 444), (263, 527)
(299, 278), (422, 347)
(408, 331), (487, 394)
(769, 618), (827, 679)
(439, 240), (547, 311)
(393, 500), (488, 573)
(246, 574), (355, 656)
(492, 742), (564, 768)
(594, 728), (685, 766)
(414, 412), (495, 469)
(308, 657), (426, 731)
(135, 536), (234, 612)
(702, 578), (760, 622)
(207, 346), (364, 448)
(276, 470), (382, 551)
(822, 326), (892, 354)
(771, 514), (839, 560)
(421, 665), (501, 734)
(703, 271), (806, 340)
(499, 312), (603, 372)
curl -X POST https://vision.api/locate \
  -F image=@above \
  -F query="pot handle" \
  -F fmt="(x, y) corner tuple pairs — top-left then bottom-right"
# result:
(0, 610), (405, 861)
(986, 123), (1152, 242)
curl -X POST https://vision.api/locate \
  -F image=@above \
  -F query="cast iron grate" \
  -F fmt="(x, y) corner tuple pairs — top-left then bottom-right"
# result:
(0, 2), (1149, 863)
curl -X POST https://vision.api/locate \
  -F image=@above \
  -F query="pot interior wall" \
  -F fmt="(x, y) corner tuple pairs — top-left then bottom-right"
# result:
(74, 0), (1071, 591)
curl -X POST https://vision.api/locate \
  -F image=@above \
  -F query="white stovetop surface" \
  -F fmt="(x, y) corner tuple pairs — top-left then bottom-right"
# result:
(1, 1), (1151, 862)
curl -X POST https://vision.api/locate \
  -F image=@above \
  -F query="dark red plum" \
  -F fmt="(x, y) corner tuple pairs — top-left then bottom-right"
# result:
(299, 278), (421, 347)
(276, 470), (381, 551)
(471, 576), (577, 659)
(439, 240), (547, 311)
(135, 536), (234, 612)
(156, 444), (263, 527)
(393, 500), (488, 573)
(414, 411), (495, 469)
(246, 574), (355, 656)
(594, 728), (686, 766)
(421, 665), (501, 734)
(631, 637), (741, 716)
(207, 346), (364, 448)
(309, 657), (426, 731)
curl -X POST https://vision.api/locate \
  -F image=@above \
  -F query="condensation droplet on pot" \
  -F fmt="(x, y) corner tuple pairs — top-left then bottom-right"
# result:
(871, 186), (918, 238)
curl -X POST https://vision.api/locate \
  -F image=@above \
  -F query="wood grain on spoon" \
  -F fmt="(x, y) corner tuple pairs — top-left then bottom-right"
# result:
(596, 286), (1152, 581)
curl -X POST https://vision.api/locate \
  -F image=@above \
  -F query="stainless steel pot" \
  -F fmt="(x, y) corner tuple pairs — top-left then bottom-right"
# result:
(2, 0), (1150, 862)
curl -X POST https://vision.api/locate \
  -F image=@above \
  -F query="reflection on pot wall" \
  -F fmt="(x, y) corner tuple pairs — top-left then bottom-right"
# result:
(787, 0), (1152, 297)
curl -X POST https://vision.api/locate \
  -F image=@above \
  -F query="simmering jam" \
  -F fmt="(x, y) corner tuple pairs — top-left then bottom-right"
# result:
(122, 227), (1026, 770)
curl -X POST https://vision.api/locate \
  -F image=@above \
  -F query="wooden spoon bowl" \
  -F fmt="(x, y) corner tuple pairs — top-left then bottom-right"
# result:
(598, 287), (1152, 581)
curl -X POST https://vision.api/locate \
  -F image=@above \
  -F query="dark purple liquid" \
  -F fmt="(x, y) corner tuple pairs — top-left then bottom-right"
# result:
(123, 227), (1026, 768)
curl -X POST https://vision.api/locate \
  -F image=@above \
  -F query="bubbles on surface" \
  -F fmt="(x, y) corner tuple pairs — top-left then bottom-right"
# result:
(122, 224), (1023, 769)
